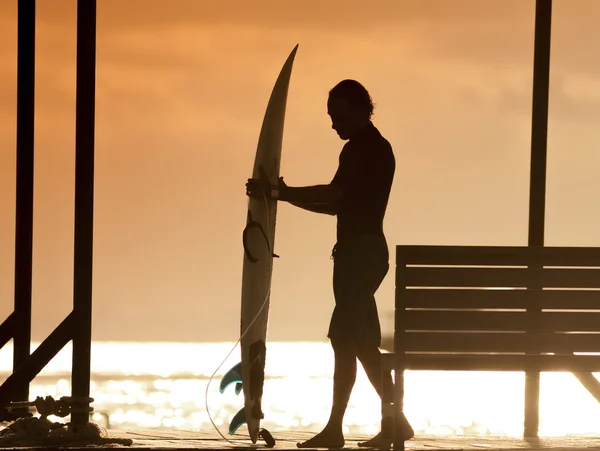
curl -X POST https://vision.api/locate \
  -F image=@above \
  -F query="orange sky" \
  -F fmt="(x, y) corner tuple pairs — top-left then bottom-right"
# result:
(1, 0), (600, 342)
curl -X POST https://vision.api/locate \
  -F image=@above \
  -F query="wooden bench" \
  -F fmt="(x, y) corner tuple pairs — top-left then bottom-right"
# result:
(380, 245), (600, 450)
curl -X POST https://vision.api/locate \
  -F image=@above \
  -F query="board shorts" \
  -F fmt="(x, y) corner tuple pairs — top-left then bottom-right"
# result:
(327, 233), (389, 347)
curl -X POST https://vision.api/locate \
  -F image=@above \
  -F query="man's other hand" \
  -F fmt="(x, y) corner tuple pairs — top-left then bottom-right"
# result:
(246, 177), (271, 199)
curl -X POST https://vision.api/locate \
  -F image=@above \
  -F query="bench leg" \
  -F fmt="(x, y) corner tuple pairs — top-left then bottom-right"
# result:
(381, 353), (395, 451)
(393, 367), (406, 451)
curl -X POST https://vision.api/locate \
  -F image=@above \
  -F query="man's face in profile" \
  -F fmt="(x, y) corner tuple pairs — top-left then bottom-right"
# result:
(327, 96), (367, 141)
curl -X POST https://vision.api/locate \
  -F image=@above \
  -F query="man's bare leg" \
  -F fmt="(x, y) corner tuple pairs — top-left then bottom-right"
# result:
(297, 339), (355, 449)
(356, 344), (414, 447)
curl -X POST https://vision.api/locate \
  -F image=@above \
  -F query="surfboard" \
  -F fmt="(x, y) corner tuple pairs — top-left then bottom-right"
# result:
(220, 44), (298, 446)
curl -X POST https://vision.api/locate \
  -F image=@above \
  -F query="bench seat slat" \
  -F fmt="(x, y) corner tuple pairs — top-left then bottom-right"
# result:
(399, 354), (600, 372)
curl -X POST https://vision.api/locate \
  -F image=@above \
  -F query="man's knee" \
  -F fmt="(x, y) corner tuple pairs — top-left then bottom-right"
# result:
(356, 343), (381, 366)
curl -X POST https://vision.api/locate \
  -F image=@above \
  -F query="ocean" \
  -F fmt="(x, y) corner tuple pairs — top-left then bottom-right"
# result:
(1, 341), (600, 437)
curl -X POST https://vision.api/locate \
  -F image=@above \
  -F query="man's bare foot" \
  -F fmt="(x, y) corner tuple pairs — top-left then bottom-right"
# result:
(358, 425), (415, 448)
(358, 432), (386, 448)
(297, 426), (345, 449)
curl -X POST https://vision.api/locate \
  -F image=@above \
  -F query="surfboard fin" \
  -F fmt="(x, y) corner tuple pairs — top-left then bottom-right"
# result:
(235, 382), (243, 395)
(228, 407), (246, 435)
(219, 362), (242, 394)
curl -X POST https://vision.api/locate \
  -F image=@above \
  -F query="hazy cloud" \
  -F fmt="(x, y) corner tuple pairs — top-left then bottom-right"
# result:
(2, 0), (531, 31)
(496, 72), (600, 123)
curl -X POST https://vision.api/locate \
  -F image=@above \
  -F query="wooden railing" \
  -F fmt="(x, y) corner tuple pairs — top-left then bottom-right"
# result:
(0, 0), (97, 431)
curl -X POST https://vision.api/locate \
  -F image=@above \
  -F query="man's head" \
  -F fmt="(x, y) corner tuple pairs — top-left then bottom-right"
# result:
(327, 79), (374, 140)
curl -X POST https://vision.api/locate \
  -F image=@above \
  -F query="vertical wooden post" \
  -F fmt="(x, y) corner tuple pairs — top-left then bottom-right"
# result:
(525, 0), (552, 438)
(71, 0), (96, 430)
(13, 0), (36, 407)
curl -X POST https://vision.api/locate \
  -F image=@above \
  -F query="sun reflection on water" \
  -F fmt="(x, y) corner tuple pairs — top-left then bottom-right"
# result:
(2, 341), (600, 436)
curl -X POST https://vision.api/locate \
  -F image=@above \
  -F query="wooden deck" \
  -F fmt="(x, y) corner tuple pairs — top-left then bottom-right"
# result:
(100, 429), (600, 451)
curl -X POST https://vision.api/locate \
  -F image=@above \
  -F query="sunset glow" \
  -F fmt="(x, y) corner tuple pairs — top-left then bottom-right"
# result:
(3, 0), (600, 440)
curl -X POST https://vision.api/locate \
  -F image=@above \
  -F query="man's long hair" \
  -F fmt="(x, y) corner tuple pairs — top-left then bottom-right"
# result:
(329, 79), (375, 119)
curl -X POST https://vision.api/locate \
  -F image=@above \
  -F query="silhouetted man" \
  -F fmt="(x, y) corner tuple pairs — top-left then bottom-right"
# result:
(246, 79), (414, 448)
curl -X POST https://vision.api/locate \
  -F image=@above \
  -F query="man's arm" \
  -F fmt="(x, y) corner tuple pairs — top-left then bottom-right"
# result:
(279, 183), (342, 204)
(289, 202), (338, 216)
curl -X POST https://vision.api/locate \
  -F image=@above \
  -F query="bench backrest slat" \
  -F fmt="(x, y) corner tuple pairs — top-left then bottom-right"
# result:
(403, 289), (600, 310)
(398, 245), (600, 267)
(402, 267), (600, 289)
(403, 310), (600, 332)
(403, 331), (600, 353)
